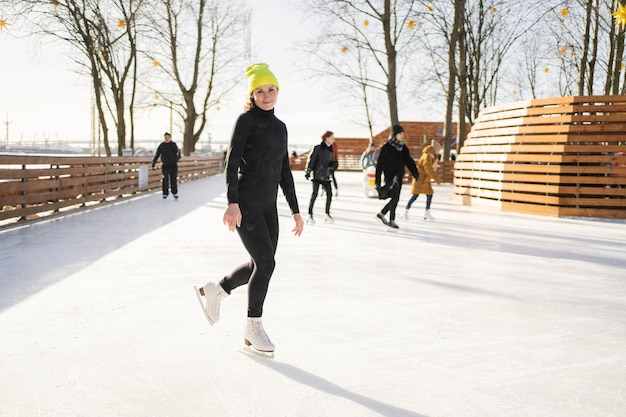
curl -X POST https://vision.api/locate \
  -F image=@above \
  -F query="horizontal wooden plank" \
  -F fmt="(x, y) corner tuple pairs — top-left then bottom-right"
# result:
(473, 113), (626, 132)
(556, 207), (626, 218)
(500, 201), (561, 217)
(476, 95), (626, 119)
(557, 197), (626, 207)
(465, 133), (626, 146)
(454, 177), (626, 196)
(469, 123), (626, 140)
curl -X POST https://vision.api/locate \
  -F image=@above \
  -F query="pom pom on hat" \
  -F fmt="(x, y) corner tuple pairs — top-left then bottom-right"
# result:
(246, 63), (280, 94)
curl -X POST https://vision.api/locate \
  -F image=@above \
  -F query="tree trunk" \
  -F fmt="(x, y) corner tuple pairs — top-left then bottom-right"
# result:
(457, 0), (468, 153)
(382, 0), (399, 126)
(616, 27), (626, 94)
(444, 0), (463, 161)
(587, 0), (599, 95)
(604, 0), (618, 95)
(577, 0), (593, 95)
(183, 91), (198, 155)
(116, 95), (126, 156)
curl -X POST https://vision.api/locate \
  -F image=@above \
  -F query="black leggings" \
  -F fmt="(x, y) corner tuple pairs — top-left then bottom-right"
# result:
(219, 176), (279, 318)
(308, 180), (332, 215)
(380, 183), (402, 221)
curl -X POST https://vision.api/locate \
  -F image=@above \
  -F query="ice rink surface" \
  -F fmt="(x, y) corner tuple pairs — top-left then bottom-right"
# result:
(1, 171), (625, 417)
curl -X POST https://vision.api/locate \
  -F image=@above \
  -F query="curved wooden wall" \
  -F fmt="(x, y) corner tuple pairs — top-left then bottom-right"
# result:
(454, 95), (626, 218)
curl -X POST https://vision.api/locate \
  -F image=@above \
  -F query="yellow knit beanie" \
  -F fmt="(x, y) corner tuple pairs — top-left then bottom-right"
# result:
(246, 63), (280, 95)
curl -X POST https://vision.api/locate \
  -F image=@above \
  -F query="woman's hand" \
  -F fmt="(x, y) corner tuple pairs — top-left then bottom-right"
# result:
(223, 203), (242, 232)
(292, 213), (304, 237)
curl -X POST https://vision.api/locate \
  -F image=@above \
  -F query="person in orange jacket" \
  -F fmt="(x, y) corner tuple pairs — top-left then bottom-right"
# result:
(402, 139), (442, 221)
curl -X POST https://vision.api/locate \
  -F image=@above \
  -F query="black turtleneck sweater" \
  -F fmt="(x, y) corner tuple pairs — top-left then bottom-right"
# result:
(225, 106), (300, 214)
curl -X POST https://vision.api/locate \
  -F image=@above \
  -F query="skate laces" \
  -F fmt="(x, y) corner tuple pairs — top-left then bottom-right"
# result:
(251, 321), (272, 345)
(205, 285), (227, 318)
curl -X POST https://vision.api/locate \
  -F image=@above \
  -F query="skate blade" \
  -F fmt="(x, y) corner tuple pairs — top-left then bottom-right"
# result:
(193, 285), (215, 325)
(241, 345), (275, 359)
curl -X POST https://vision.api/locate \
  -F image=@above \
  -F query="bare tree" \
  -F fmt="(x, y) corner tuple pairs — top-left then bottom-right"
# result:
(141, 0), (245, 155)
(305, 0), (421, 130)
(303, 13), (384, 140)
(419, 0), (548, 161)
(442, 0), (464, 161)
(92, 0), (144, 155)
(7, 0), (145, 156)
(463, 2), (541, 121)
(607, 0), (626, 94)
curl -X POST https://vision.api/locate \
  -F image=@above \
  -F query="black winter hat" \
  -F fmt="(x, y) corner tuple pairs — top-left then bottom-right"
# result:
(391, 124), (404, 136)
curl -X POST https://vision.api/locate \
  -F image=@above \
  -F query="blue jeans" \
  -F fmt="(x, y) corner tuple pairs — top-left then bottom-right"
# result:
(406, 194), (433, 210)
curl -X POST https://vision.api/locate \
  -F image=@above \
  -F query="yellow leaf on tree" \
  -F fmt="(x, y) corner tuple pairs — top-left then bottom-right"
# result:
(544, 67), (550, 73)
(0, 17), (8, 30)
(51, 1), (61, 7)
(152, 60), (159, 67)
(117, 19), (126, 29)
(407, 20), (416, 29)
(491, 7), (497, 13)
(561, 8), (569, 17)
(341, 46), (348, 53)
(363, 20), (369, 27)
(613, 3), (626, 29)
(427, 7), (433, 13)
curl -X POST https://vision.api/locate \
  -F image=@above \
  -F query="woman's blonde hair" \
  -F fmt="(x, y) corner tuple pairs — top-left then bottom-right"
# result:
(244, 95), (255, 111)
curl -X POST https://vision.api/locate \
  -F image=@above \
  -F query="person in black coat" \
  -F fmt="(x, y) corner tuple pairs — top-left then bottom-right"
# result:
(375, 124), (419, 229)
(152, 132), (181, 199)
(304, 131), (336, 224)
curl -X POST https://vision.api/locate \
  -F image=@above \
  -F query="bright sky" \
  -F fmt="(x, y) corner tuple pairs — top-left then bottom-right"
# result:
(0, 1), (422, 151)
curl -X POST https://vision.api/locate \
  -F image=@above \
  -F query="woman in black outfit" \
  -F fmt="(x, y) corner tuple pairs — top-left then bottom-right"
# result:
(194, 63), (304, 353)
(305, 130), (336, 224)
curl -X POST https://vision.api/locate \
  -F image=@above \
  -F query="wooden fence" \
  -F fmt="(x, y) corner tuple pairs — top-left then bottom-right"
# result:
(0, 155), (224, 228)
(454, 95), (626, 218)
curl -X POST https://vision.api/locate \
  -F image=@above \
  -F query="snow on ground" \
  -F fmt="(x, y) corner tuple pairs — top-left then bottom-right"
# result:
(0, 171), (625, 417)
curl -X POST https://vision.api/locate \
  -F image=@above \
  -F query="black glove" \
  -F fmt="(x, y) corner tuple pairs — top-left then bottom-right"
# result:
(305, 172), (310, 180)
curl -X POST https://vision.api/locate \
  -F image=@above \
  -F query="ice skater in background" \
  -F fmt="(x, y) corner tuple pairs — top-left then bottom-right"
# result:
(152, 132), (181, 199)
(194, 63), (304, 354)
(375, 124), (419, 229)
(360, 142), (379, 169)
(305, 130), (336, 224)
(402, 139), (443, 221)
